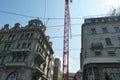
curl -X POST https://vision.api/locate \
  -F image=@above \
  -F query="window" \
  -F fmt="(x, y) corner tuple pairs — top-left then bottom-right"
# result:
(118, 37), (120, 44)
(91, 28), (96, 34)
(0, 35), (4, 41)
(102, 27), (108, 33)
(12, 56), (17, 62)
(23, 56), (28, 63)
(20, 34), (24, 39)
(95, 51), (101, 57)
(104, 68), (120, 80)
(108, 51), (116, 56)
(105, 38), (112, 45)
(0, 56), (6, 64)
(93, 67), (100, 80)
(8, 35), (12, 40)
(8, 35), (16, 40)
(0, 57), (2, 64)
(12, 56), (27, 63)
(17, 56), (23, 62)
(25, 33), (29, 38)
(4, 44), (12, 51)
(114, 27), (120, 32)
(12, 35), (16, 40)
(7, 72), (19, 80)
(30, 33), (34, 38)
(17, 43), (21, 48)
(27, 43), (31, 48)
(22, 43), (27, 48)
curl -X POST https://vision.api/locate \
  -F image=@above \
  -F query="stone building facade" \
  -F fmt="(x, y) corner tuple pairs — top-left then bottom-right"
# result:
(53, 58), (61, 80)
(73, 70), (82, 80)
(81, 16), (120, 80)
(0, 19), (54, 80)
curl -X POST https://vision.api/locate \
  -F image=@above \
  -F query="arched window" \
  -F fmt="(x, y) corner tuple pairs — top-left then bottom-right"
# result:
(7, 72), (19, 80)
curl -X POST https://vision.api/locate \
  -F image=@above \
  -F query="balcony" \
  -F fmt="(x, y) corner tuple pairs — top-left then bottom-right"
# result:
(91, 42), (103, 49)
(5, 62), (26, 67)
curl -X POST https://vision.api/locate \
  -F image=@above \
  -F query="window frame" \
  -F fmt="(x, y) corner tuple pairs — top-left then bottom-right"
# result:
(95, 51), (102, 57)
(108, 51), (116, 56)
(114, 27), (120, 33)
(105, 38), (112, 45)
(102, 27), (108, 33)
(118, 37), (120, 44)
(91, 28), (96, 34)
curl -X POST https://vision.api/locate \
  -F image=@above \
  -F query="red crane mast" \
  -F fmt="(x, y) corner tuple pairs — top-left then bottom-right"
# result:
(62, 0), (71, 80)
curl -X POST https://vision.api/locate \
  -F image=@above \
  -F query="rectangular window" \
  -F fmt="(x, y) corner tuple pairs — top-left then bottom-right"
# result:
(0, 56), (6, 64)
(18, 56), (23, 62)
(0, 35), (4, 41)
(8, 35), (12, 40)
(108, 51), (116, 56)
(22, 43), (27, 48)
(91, 28), (96, 34)
(27, 43), (31, 48)
(12, 35), (16, 40)
(118, 37), (120, 44)
(95, 51), (101, 57)
(17, 43), (21, 48)
(105, 38), (112, 45)
(0, 57), (2, 64)
(24, 56), (28, 63)
(114, 27), (120, 32)
(102, 27), (108, 33)
(30, 33), (34, 38)
(25, 33), (29, 38)
(9, 35), (16, 40)
(93, 67), (100, 80)
(12, 56), (17, 62)
(20, 34), (24, 39)
(4, 44), (11, 51)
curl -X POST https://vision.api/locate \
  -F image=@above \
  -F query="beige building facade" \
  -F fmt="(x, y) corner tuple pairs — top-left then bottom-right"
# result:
(0, 19), (54, 80)
(53, 58), (61, 80)
(81, 16), (120, 80)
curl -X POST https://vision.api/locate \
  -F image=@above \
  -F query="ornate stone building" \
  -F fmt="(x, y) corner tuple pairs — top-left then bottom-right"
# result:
(81, 15), (120, 80)
(0, 19), (54, 80)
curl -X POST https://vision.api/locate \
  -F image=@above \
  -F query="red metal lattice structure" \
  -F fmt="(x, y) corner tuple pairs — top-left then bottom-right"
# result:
(62, 0), (72, 80)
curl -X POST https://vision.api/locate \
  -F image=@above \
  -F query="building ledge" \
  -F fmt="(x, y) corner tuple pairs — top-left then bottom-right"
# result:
(83, 57), (120, 67)
(5, 62), (26, 67)
(11, 48), (31, 52)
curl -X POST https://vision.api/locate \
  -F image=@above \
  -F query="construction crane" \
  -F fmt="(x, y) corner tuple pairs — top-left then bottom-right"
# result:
(62, 0), (72, 80)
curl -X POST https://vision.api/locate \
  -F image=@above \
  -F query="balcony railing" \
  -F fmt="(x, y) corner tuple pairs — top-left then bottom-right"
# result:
(91, 42), (103, 49)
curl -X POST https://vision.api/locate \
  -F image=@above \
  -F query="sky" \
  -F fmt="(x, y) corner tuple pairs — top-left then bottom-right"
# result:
(0, 0), (120, 73)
